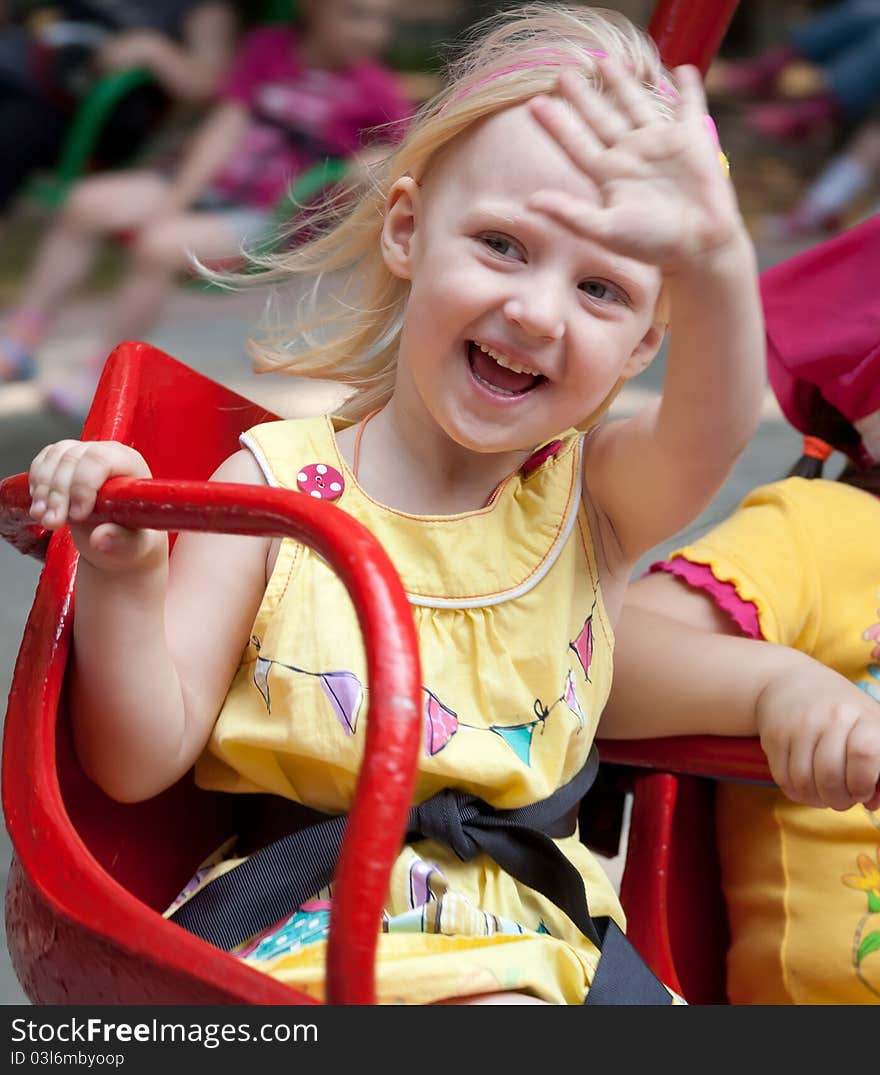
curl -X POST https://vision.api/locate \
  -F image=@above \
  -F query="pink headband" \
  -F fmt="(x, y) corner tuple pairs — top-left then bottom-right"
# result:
(442, 48), (727, 169)
(447, 47), (609, 104)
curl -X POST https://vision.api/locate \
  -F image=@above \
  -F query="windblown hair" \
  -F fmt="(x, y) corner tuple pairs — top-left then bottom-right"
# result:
(233, 3), (676, 422)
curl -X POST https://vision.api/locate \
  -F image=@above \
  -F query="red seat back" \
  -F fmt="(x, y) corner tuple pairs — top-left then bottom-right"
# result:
(3, 342), (308, 1003)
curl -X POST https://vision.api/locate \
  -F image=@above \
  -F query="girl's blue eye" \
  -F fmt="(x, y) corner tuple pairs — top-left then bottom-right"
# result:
(581, 280), (614, 301)
(482, 234), (519, 257)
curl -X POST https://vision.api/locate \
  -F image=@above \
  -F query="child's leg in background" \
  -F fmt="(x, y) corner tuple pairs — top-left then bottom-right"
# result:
(803, 120), (880, 225)
(96, 209), (255, 355)
(45, 208), (261, 418)
(772, 118), (880, 236)
(0, 170), (172, 383)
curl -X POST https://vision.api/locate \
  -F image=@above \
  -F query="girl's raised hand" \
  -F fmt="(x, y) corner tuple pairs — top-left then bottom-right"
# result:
(29, 439), (163, 573)
(755, 661), (880, 813)
(527, 61), (743, 273)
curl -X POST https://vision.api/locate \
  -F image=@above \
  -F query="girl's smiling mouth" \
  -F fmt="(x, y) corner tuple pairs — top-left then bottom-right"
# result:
(467, 340), (548, 397)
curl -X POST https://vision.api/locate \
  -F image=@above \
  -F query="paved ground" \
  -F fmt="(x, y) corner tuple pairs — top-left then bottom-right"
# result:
(0, 223), (817, 1004)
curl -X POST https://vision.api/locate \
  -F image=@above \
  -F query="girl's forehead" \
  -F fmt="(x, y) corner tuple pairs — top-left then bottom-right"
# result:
(426, 103), (594, 205)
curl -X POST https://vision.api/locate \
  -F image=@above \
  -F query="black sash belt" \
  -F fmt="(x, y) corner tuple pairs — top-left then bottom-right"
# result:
(169, 746), (672, 1005)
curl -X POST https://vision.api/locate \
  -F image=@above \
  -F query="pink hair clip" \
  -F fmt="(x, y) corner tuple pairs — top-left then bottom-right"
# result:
(445, 47), (607, 108)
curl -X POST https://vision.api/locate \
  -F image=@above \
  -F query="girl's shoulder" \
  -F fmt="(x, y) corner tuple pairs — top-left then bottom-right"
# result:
(240, 415), (341, 491)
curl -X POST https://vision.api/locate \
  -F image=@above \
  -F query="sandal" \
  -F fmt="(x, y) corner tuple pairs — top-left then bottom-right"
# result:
(0, 336), (37, 384)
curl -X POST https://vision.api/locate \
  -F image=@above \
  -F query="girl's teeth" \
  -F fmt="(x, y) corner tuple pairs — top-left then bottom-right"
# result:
(477, 343), (540, 377)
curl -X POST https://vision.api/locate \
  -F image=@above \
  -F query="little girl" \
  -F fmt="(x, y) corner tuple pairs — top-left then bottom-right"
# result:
(25, 3), (767, 1005)
(606, 215), (880, 1003)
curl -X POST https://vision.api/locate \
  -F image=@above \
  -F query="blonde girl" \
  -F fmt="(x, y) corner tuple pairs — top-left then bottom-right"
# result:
(26, 4), (767, 1005)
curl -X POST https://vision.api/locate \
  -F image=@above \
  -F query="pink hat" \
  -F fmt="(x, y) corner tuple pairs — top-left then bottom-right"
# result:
(759, 214), (880, 466)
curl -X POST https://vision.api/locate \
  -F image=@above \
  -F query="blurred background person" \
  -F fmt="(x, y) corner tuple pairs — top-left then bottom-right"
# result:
(766, 113), (880, 237)
(0, 0), (414, 419)
(0, 1), (241, 227)
(710, 0), (880, 142)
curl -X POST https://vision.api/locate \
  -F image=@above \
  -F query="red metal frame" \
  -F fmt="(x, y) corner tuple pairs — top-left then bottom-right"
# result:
(649, 0), (741, 74)
(1, 473), (423, 1006)
(1, 343), (424, 1004)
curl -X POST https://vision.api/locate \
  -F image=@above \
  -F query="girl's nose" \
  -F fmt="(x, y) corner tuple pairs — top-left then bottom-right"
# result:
(503, 297), (565, 341)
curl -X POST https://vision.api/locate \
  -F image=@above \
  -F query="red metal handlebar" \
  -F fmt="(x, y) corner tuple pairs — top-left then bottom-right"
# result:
(596, 733), (772, 784)
(0, 471), (423, 1005)
(649, 0), (741, 74)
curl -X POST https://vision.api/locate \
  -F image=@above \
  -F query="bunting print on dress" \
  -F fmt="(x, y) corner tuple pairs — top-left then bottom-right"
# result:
(422, 688), (459, 756)
(249, 637), (364, 735)
(319, 670), (364, 735)
(562, 669), (585, 730)
(569, 602), (596, 681)
(249, 635), (588, 767)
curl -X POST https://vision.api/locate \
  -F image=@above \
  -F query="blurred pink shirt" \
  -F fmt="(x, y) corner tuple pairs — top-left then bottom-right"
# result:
(211, 26), (412, 209)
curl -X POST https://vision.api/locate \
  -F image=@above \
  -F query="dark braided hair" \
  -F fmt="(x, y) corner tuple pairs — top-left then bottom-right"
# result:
(786, 388), (880, 495)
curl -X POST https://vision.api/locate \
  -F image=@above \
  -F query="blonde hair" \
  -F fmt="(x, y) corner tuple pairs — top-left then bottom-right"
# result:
(243, 3), (675, 422)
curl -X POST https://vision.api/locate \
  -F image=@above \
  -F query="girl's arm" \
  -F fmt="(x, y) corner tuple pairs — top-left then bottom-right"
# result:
(29, 441), (270, 803)
(587, 232), (764, 565)
(602, 573), (880, 811)
(530, 63), (765, 565)
(96, 2), (238, 103)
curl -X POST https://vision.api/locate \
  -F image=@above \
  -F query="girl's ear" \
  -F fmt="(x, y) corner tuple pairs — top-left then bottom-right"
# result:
(620, 319), (667, 380)
(381, 177), (420, 281)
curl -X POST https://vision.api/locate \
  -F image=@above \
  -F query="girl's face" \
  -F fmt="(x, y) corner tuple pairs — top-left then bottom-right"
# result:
(381, 103), (665, 457)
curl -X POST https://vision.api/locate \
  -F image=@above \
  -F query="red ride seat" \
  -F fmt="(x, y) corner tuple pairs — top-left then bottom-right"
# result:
(1, 340), (423, 1004)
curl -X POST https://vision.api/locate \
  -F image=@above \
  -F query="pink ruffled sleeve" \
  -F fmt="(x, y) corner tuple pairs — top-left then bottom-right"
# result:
(648, 558), (764, 640)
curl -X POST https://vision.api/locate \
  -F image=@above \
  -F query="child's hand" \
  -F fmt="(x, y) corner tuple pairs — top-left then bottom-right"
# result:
(527, 62), (744, 274)
(755, 662), (880, 812)
(29, 439), (162, 572)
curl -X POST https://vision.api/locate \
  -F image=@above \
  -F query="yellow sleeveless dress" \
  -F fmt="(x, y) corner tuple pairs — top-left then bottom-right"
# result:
(172, 415), (624, 1005)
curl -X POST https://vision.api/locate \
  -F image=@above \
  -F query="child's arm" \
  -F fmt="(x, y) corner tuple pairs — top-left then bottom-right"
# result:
(530, 63), (765, 564)
(28, 439), (270, 803)
(96, 2), (238, 103)
(155, 99), (249, 215)
(601, 574), (880, 812)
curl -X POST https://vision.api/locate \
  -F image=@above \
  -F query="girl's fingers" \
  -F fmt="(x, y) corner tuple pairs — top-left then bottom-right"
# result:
(28, 439), (150, 528)
(528, 189), (614, 245)
(812, 718), (860, 811)
(780, 731), (824, 807)
(844, 719), (880, 807)
(67, 449), (118, 521)
(593, 58), (659, 130)
(30, 442), (87, 527)
(529, 94), (606, 175)
(41, 448), (89, 527)
(29, 440), (78, 502)
(556, 68), (629, 146)
(672, 64), (708, 124)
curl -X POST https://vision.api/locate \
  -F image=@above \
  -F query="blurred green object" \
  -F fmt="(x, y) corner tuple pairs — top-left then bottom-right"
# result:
(26, 0), (303, 210)
(266, 155), (349, 234)
(27, 67), (154, 209)
(196, 155), (350, 292)
(260, 0), (299, 23)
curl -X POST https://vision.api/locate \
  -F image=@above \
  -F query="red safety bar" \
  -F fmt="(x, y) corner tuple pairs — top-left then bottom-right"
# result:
(1, 388), (423, 1004)
(649, 0), (741, 74)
